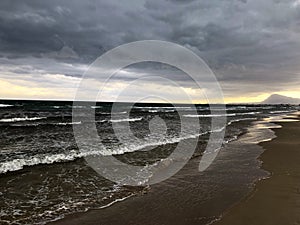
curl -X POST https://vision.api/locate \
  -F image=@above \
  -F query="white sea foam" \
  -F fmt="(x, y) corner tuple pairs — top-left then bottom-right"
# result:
(224, 135), (238, 143)
(0, 117), (46, 122)
(183, 111), (261, 118)
(237, 111), (261, 115)
(71, 106), (85, 108)
(56, 122), (82, 125)
(270, 110), (294, 114)
(133, 106), (191, 109)
(8, 121), (82, 127)
(227, 117), (257, 125)
(183, 113), (236, 118)
(146, 109), (176, 113)
(98, 194), (135, 209)
(97, 117), (143, 123)
(110, 118), (143, 123)
(0, 104), (13, 107)
(0, 152), (81, 174)
(0, 127), (226, 174)
(100, 111), (127, 115)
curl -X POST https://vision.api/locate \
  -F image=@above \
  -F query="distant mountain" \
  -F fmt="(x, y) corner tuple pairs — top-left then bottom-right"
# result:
(261, 94), (300, 104)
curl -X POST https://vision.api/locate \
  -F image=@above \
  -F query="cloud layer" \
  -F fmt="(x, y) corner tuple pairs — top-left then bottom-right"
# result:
(1, 0), (300, 102)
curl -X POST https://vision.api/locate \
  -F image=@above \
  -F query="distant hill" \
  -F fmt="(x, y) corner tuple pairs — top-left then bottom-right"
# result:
(261, 94), (300, 104)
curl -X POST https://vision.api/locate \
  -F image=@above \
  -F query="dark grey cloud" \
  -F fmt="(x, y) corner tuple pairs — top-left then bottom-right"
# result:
(0, 0), (300, 99)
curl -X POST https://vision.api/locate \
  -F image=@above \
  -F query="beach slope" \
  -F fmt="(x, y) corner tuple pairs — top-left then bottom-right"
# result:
(215, 118), (300, 225)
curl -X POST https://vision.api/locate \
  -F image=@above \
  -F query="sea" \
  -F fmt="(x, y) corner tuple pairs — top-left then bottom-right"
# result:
(0, 100), (298, 224)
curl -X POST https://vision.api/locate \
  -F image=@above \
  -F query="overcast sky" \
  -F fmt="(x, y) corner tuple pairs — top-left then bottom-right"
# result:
(0, 0), (300, 103)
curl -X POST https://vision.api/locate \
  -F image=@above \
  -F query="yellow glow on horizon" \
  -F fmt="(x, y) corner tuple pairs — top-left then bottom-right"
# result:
(193, 93), (271, 104)
(0, 79), (74, 100)
(1, 78), (299, 104)
(223, 93), (270, 104)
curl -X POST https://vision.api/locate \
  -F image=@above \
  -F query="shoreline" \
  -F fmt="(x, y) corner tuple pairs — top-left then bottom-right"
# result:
(214, 113), (300, 225)
(48, 113), (299, 225)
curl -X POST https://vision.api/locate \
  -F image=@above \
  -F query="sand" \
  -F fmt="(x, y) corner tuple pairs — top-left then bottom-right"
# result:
(214, 118), (300, 225)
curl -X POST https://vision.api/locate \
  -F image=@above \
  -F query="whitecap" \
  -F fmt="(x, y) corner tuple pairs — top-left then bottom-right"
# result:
(0, 104), (13, 107)
(183, 113), (236, 118)
(0, 129), (216, 174)
(0, 117), (47, 122)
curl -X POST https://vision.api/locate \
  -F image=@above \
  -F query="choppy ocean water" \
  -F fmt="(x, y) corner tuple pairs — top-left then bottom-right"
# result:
(0, 100), (298, 224)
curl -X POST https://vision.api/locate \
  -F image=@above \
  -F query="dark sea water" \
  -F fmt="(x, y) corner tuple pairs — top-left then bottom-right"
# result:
(0, 100), (298, 224)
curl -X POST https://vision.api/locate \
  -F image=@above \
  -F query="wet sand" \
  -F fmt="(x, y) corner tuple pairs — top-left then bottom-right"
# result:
(214, 118), (300, 225)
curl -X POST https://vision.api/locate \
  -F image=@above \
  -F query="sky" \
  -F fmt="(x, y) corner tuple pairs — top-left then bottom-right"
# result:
(0, 0), (300, 103)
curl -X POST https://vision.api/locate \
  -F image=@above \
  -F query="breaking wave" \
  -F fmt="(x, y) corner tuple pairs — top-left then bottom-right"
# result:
(0, 104), (13, 107)
(183, 111), (261, 118)
(0, 128), (227, 174)
(0, 117), (47, 122)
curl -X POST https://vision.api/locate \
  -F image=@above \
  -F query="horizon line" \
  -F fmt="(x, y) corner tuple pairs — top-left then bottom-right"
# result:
(0, 98), (298, 105)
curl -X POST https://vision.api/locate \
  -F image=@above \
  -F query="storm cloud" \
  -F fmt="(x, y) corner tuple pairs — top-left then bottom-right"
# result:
(0, 0), (300, 101)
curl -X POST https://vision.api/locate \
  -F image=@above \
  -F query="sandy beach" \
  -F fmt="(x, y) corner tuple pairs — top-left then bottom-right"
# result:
(214, 116), (300, 225)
